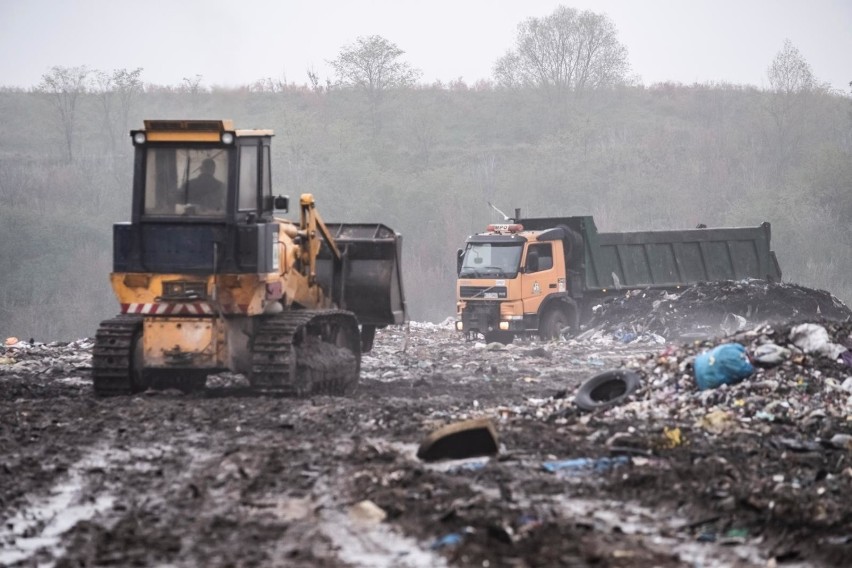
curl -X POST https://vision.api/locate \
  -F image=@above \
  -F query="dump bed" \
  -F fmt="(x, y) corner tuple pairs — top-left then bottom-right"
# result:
(517, 216), (782, 291)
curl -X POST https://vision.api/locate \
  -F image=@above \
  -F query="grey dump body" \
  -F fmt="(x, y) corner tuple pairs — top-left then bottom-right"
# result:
(316, 223), (407, 327)
(517, 216), (782, 293)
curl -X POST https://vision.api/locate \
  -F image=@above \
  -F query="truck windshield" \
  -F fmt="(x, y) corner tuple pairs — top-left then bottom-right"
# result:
(460, 242), (523, 278)
(143, 148), (229, 217)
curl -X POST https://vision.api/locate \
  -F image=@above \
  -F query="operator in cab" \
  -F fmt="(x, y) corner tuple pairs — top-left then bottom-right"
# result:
(178, 157), (225, 215)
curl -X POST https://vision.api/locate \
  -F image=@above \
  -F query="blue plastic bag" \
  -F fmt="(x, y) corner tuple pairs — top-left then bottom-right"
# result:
(694, 343), (754, 390)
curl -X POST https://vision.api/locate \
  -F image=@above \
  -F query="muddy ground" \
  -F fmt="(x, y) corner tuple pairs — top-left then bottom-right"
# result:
(2, 281), (852, 567)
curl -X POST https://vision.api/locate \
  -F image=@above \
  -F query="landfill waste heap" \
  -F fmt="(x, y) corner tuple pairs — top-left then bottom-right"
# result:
(1, 278), (851, 567)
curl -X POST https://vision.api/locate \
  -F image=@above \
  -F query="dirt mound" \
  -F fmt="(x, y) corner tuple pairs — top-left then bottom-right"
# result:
(584, 280), (852, 341)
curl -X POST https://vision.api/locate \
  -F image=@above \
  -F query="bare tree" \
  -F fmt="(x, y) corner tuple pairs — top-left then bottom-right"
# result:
(181, 74), (205, 95)
(36, 65), (90, 162)
(112, 68), (144, 146)
(493, 6), (630, 97)
(307, 68), (323, 93)
(92, 71), (117, 152)
(329, 35), (421, 133)
(329, 35), (421, 100)
(768, 39), (819, 94)
(765, 40), (827, 171)
(251, 75), (288, 93)
(91, 68), (143, 154)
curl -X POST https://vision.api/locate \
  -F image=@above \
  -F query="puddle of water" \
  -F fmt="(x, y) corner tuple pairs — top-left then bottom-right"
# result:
(56, 376), (89, 386)
(319, 509), (447, 568)
(0, 442), (182, 567)
(311, 471), (447, 568)
(0, 466), (114, 567)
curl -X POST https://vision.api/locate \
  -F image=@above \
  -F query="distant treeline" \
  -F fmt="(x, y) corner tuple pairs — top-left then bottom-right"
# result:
(0, 77), (849, 340)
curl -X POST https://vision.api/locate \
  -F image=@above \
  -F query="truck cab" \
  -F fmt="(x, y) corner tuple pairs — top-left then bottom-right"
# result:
(455, 222), (580, 343)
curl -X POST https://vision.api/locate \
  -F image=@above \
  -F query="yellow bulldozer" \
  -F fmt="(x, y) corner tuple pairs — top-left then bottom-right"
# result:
(93, 120), (406, 395)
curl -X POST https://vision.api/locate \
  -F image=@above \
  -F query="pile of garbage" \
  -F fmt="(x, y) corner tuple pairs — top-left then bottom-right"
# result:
(0, 337), (93, 378)
(581, 280), (852, 342)
(520, 320), (852, 432)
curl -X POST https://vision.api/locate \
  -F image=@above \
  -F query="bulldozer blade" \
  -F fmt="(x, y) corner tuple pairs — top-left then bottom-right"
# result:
(317, 223), (407, 327)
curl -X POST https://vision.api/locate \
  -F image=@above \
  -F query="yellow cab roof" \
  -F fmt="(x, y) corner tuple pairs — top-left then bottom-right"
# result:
(141, 119), (273, 142)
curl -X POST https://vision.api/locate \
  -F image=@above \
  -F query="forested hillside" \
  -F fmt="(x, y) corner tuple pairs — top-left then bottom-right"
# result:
(1, 23), (850, 341)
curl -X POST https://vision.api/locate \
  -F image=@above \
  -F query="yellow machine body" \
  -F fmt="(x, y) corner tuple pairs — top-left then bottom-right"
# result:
(93, 120), (406, 395)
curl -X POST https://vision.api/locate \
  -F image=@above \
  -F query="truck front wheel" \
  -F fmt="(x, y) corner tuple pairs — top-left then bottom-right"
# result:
(539, 307), (578, 341)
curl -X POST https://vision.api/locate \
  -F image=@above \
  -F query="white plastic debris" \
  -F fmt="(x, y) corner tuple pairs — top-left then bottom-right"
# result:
(752, 343), (791, 366)
(789, 324), (847, 359)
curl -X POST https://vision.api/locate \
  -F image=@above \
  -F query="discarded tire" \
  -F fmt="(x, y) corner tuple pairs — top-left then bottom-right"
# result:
(574, 370), (641, 411)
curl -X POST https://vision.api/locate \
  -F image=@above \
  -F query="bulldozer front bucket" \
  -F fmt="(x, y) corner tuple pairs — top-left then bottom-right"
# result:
(316, 223), (406, 327)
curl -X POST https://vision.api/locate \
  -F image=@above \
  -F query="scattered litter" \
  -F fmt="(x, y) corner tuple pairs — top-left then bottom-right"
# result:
(718, 528), (749, 545)
(696, 410), (736, 434)
(721, 313), (748, 335)
(348, 500), (387, 524)
(431, 533), (462, 549)
(523, 347), (551, 359)
(751, 343), (790, 367)
(542, 456), (630, 475)
(424, 457), (491, 474)
(662, 427), (684, 448)
(829, 434), (852, 450)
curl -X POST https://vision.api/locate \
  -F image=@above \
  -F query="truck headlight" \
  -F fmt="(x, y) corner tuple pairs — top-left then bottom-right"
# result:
(133, 132), (146, 145)
(499, 321), (510, 331)
(455, 321), (463, 331)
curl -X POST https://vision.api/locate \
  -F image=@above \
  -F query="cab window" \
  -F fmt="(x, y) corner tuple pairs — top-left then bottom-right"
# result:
(525, 243), (553, 273)
(262, 146), (271, 201)
(144, 148), (227, 217)
(238, 145), (258, 211)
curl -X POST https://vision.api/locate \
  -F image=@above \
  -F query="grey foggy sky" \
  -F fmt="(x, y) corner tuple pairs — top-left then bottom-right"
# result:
(1, 0), (849, 92)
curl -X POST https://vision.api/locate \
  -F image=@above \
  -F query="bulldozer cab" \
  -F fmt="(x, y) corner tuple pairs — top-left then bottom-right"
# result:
(131, 120), (277, 224)
(116, 120), (282, 275)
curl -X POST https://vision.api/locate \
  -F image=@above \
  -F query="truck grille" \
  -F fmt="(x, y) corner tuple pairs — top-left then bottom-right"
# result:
(459, 286), (507, 299)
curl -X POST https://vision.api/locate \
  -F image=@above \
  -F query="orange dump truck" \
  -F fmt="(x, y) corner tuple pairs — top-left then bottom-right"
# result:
(455, 214), (781, 343)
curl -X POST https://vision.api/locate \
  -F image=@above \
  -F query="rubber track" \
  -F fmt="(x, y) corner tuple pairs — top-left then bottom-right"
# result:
(92, 315), (142, 396)
(250, 310), (361, 396)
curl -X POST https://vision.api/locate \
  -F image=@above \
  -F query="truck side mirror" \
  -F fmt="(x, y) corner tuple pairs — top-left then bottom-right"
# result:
(456, 248), (464, 275)
(273, 195), (290, 213)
